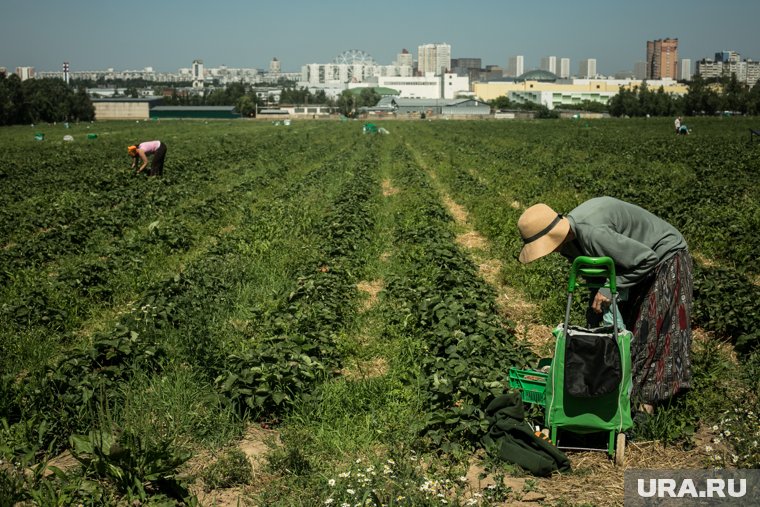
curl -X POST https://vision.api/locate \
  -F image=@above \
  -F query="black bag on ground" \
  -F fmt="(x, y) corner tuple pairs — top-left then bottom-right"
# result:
(563, 325), (621, 398)
(482, 391), (570, 477)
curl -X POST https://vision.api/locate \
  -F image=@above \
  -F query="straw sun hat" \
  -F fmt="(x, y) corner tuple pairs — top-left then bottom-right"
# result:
(517, 204), (571, 264)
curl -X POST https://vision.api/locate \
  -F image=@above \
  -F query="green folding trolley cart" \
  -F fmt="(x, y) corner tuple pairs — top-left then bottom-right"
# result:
(544, 256), (633, 465)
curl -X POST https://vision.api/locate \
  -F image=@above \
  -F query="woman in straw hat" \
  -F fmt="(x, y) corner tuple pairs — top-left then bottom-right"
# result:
(128, 140), (167, 176)
(517, 196), (692, 413)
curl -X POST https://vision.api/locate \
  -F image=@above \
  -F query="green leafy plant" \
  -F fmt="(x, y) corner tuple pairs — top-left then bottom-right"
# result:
(70, 427), (193, 502)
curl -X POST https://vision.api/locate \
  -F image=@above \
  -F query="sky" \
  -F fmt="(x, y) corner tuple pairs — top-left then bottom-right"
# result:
(2, 0), (759, 76)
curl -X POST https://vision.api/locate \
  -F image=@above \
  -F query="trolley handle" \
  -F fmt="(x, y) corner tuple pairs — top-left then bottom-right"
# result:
(567, 256), (617, 294)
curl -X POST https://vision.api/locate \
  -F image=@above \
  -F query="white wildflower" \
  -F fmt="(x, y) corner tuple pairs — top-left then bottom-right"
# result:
(387, 459), (396, 465)
(705, 445), (713, 453)
(724, 430), (732, 437)
(328, 479), (336, 487)
(346, 489), (355, 496)
(458, 475), (468, 483)
(325, 499), (334, 505)
(339, 472), (351, 478)
(712, 425), (719, 431)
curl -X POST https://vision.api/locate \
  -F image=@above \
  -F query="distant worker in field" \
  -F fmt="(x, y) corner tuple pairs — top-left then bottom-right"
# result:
(674, 116), (681, 133)
(516, 197), (692, 415)
(677, 124), (690, 135)
(128, 140), (167, 176)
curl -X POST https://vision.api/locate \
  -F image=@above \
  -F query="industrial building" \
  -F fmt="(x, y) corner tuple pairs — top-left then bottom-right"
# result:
(92, 98), (240, 120)
(473, 71), (687, 110)
(92, 98), (163, 120)
(366, 97), (491, 118)
(150, 106), (240, 119)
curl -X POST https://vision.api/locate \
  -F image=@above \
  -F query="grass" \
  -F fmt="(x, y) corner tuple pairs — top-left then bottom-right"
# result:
(117, 366), (243, 448)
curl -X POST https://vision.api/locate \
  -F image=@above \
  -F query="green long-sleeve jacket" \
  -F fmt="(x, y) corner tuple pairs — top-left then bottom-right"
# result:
(560, 197), (687, 289)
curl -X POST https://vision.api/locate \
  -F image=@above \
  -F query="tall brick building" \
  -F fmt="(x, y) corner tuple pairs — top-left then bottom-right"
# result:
(646, 38), (679, 79)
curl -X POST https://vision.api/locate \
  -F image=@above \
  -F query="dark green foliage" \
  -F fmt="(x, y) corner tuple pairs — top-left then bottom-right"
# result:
(0, 75), (94, 124)
(70, 428), (193, 502)
(383, 148), (532, 451)
(218, 153), (378, 418)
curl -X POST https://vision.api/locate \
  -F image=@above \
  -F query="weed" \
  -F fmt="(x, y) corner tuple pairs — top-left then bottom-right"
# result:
(202, 448), (253, 491)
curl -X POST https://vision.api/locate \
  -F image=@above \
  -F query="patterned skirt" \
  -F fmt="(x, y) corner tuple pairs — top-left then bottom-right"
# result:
(622, 249), (693, 405)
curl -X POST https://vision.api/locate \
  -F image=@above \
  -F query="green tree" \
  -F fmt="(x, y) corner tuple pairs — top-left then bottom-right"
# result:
(225, 82), (246, 104)
(638, 82), (654, 115)
(683, 75), (720, 116)
(490, 95), (511, 110)
(22, 78), (71, 123)
(358, 88), (381, 107)
(747, 81), (760, 115)
(608, 86), (641, 117)
(69, 87), (95, 121)
(0, 74), (24, 125)
(313, 89), (328, 104)
(722, 74), (748, 114)
(336, 89), (356, 117)
(235, 95), (256, 117)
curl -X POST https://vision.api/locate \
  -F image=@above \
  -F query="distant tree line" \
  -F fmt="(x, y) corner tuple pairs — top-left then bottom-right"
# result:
(488, 95), (561, 118)
(608, 75), (760, 117)
(489, 74), (760, 118)
(0, 75), (94, 125)
(160, 84), (335, 117)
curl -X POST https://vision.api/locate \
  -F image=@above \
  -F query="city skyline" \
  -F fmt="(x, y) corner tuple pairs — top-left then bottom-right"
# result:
(2, 0), (759, 76)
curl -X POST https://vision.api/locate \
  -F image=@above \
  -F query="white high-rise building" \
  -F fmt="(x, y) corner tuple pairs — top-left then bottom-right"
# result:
(559, 58), (570, 78)
(417, 42), (451, 76)
(269, 58), (281, 75)
(394, 49), (414, 77)
(417, 43), (451, 75)
(678, 59), (692, 81)
(507, 55), (524, 77)
(15, 66), (35, 81)
(579, 58), (597, 78)
(396, 49), (413, 67)
(540, 56), (557, 75)
(192, 59), (204, 88)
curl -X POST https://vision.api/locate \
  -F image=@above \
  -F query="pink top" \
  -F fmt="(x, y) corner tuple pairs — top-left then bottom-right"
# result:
(138, 141), (161, 154)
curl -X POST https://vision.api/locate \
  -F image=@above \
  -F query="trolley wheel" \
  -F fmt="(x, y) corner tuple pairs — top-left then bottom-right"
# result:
(614, 433), (626, 466)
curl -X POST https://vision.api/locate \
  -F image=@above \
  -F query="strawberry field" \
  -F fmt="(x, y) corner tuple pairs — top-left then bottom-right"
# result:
(1, 118), (759, 505)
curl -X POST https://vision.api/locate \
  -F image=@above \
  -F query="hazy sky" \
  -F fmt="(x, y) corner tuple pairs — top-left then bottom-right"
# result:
(2, 0), (759, 75)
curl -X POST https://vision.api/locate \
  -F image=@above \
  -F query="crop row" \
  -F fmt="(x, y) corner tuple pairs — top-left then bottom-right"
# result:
(380, 143), (532, 452)
(1, 129), (368, 454)
(399, 120), (760, 353)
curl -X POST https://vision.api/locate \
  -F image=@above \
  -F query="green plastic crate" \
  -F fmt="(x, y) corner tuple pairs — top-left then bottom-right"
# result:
(508, 367), (548, 406)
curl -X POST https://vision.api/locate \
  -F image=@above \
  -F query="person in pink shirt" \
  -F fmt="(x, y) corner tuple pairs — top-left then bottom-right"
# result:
(128, 140), (167, 176)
